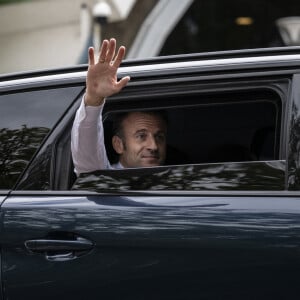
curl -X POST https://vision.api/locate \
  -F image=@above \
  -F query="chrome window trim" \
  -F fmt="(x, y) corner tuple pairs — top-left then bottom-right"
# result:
(1, 54), (300, 90)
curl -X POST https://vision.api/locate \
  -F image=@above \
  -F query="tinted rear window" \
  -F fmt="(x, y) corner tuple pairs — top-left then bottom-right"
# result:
(0, 86), (83, 189)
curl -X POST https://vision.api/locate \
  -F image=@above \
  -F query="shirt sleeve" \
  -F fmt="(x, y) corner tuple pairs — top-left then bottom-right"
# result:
(71, 96), (111, 175)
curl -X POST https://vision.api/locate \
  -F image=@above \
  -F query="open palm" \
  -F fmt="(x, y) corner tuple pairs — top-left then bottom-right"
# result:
(85, 38), (130, 106)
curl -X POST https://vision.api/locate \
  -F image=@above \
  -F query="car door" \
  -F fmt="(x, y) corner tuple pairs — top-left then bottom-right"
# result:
(2, 66), (300, 300)
(3, 190), (300, 299)
(0, 81), (85, 300)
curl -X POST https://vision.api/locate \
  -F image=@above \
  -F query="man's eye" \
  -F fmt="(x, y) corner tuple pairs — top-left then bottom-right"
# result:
(156, 134), (166, 142)
(136, 133), (146, 140)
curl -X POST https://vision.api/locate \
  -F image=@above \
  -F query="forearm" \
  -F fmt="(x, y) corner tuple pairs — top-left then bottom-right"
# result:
(71, 97), (110, 175)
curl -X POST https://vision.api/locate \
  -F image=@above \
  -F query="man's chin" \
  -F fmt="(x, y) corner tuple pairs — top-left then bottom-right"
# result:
(140, 158), (161, 167)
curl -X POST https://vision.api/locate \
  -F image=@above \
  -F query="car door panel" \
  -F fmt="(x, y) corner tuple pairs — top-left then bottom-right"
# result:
(1, 194), (300, 299)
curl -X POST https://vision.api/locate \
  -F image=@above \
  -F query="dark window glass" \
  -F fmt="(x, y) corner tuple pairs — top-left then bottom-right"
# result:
(0, 86), (83, 189)
(165, 100), (280, 165)
(160, 0), (300, 55)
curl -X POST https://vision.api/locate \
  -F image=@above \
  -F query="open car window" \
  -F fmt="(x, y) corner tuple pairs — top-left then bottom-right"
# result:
(104, 97), (281, 166)
(73, 86), (285, 192)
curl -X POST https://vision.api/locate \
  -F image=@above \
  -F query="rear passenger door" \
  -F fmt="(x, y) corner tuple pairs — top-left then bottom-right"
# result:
(0, 82), (84, 299)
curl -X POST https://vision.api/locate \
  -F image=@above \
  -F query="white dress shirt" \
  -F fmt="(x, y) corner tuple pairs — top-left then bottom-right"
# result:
(71, 97), (122, 175)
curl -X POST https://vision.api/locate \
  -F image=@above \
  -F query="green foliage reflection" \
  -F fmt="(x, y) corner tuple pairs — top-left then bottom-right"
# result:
(0, 0), (31, 4)
(73, 161), (285, 192)
(0, 125), (49, 189)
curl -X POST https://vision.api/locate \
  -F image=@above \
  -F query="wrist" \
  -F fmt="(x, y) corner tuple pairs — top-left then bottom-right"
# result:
(84, 93), (105, 107)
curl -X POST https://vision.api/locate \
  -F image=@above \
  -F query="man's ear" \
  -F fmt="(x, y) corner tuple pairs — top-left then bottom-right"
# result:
(112, 135), (124, 154)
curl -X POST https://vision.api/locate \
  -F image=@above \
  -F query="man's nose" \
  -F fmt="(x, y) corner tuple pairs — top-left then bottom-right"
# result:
(146, 135), (158, 150)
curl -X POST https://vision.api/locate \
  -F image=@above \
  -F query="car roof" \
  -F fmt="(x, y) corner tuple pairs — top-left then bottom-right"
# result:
(1, 46), (300, 90)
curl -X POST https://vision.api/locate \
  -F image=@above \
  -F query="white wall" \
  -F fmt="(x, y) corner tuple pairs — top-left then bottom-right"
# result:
(0, 0), (136, 74)
(0, 0), (90, 74)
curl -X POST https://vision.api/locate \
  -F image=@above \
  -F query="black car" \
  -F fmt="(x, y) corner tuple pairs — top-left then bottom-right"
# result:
(1, 47), (300, 299)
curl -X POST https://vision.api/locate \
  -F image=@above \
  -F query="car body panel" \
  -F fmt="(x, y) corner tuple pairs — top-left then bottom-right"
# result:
(2, 193), (300, 299)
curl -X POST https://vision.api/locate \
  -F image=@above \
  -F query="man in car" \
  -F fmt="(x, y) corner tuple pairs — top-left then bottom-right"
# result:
(71, 38), (167, 175)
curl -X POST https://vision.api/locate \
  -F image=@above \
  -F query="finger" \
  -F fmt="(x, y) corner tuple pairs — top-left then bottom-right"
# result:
(98, 39), (109, 63)
(112, 46), (126, 68)
(88, 47), (95, 65)
(116, 76), (130, 91)
(106, 38), (116, 63)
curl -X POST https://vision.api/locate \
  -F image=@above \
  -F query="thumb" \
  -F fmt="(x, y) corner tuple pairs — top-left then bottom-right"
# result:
(116, 76), (130, 91)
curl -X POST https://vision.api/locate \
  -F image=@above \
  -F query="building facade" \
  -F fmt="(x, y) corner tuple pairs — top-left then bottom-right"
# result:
(1, 0), (300, 74)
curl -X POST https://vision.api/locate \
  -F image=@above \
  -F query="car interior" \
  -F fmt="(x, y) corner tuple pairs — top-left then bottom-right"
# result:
(103, 92), (281, 167)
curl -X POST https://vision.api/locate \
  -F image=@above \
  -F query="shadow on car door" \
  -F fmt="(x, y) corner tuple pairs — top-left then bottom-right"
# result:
(2, 191), (300, 300)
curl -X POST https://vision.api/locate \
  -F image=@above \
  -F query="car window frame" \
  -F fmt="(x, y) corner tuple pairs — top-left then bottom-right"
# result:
(71, 76), (290, 193)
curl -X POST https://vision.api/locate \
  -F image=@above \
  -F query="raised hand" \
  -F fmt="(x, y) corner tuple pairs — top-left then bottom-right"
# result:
(85, 38), (130, 106)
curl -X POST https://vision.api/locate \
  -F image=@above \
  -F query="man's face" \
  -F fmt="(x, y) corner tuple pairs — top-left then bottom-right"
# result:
(113, 112), (167, 168)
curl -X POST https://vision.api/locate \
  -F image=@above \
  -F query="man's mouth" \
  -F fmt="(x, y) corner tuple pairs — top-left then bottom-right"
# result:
(142, 155), (159, 160)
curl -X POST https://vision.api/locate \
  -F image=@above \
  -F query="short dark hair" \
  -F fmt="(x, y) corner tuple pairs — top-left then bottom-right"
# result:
(112, 110), (168, 138)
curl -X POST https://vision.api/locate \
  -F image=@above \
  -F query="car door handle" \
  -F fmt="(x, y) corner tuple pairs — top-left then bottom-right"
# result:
(25, 235), (94, 261)
(25, 236), (94, 252)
